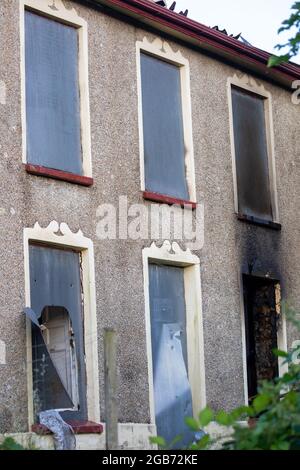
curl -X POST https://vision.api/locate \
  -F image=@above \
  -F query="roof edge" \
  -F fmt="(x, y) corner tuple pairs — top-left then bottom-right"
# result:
(83, 0), (300, 89)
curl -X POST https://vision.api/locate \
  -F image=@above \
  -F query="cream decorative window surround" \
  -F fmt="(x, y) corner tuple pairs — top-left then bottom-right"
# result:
(20, 0), (92, 177)
(142, 241), (206, 423)
(227, 74), (279, 223)
(24, 221), (100, 427)
(136, 37), (196, 202)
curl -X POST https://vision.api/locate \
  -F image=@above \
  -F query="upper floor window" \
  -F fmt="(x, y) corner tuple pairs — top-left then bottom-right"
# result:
(21, 0), (92, 184)
(25, 11), (82, 174)
(137, 38), (196, 206)
(228, 75), (279, 228)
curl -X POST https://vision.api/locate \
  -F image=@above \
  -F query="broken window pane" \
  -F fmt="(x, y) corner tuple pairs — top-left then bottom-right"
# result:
(243, 275), (279, 401)
(41, 307), (79, 409)
(141, 53), (189, 200)
(25, 10), (83, 174)
(29, 244), (87, 421)
(31, 316), (74, 415)
(149, 264), (194, 448)
(231, 87), (273, 220)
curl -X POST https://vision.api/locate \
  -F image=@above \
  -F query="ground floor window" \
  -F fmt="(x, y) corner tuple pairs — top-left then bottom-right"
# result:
(24, 221), (100, 426)
(149, 263), (192, 446)
(243, 275), (281, 402)
(29, 244), (87, 421)
(143, 242), (206, 448)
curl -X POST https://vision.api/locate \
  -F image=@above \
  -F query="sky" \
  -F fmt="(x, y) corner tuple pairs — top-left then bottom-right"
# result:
(166, 0), (300, 64)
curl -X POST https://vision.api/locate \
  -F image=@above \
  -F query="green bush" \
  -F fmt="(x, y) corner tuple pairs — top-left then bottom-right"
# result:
(0, 437), (26, 451)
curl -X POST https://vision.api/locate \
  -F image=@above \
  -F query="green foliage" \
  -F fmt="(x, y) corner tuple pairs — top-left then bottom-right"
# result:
(0, 437), (26, 451)
(268, 2), (300, 66)
(0, 436), (39, 451)
(149, 436), (167, 449)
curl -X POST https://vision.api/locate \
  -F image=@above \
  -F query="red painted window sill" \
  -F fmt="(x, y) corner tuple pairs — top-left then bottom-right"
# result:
(32, 421), (103, 435)
(143, 191), (197, 209)
(25, 164), (94, 187)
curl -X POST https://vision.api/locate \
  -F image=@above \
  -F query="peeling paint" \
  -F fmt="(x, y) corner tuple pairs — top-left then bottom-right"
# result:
(0, 81), (6, 105)
(0, 340), (6, 365)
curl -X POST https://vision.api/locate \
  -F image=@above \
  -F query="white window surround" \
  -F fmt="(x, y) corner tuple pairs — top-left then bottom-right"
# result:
(24, 221), (100, 427)
(20, 0), (92, 177)
(136, 37), (197, 202)
(142, 241), (206, 423)
(227, 74), (279, 223)
(239, 274), (288, 406)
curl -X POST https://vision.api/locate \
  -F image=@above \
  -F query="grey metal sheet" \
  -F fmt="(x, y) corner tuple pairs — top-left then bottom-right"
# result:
(149, 264), (194, 448)
(25, 11), (83, 174)
(29, 245), (87, 421)
(141, 53), (189, 200)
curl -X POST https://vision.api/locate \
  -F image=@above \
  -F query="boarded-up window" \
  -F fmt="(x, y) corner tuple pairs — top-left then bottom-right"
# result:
(243, 275), (279, 401)
(141, 53), (189, 200)
(25, 11), (83, 174)
(231, 87), (273, 220)
(29, 244), (87, 421)
(149, 264), (194, 448)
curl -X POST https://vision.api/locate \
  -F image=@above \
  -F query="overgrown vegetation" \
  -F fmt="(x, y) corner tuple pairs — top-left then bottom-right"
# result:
(0, 437), (26, 451)
(151, 309), (300, 450)
(0, 435), (39, 451)
(268, 2), (300, 66)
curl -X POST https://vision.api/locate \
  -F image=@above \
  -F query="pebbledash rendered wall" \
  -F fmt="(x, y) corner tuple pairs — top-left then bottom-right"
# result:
(0, 0), (299, 447)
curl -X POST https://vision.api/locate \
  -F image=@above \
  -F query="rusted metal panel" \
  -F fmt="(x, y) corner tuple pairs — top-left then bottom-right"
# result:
(25, 11), (82, 174)
(149, 264), (194, 448)
(243, 275), (279, 401)
(29, 245), (87, 421)
(232, 87), (273, 221)
(141, 53), (189, 200)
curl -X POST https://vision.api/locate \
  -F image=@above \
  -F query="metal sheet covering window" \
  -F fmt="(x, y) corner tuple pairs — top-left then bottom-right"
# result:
(25, 10), (83, 174)
(141, 53), (189, 200)
(231, 87), (273, 220)
(29, 244), (87, 421)
(149, 264), (194, 448)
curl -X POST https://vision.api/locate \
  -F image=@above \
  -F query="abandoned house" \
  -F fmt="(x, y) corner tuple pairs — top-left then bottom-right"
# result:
(0, 0), (299, 450)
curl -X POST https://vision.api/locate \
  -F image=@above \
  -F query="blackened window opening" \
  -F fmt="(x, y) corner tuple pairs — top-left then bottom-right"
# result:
(243, 275), (279, 402)
(231, 86), (273, 221)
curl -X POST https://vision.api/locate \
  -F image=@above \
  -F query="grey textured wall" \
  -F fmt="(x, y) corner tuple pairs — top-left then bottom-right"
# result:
(0, 0), (299, 432)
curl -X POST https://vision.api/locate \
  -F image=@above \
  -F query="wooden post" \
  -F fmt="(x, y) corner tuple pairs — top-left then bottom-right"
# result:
(104, 329), (119, 450)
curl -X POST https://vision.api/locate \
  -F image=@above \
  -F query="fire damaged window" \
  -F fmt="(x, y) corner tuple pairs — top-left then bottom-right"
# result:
(231, 87), (273, 221)
(27, 244), (87, 421)
(140, 53), (189, 201)
(149, 264), (194, 448)
(243, 275), (280, 401)
(25, 10), (83, 174)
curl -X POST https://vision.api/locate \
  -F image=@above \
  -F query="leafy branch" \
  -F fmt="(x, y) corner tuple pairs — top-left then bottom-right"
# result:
(268, 2), (300, 66)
